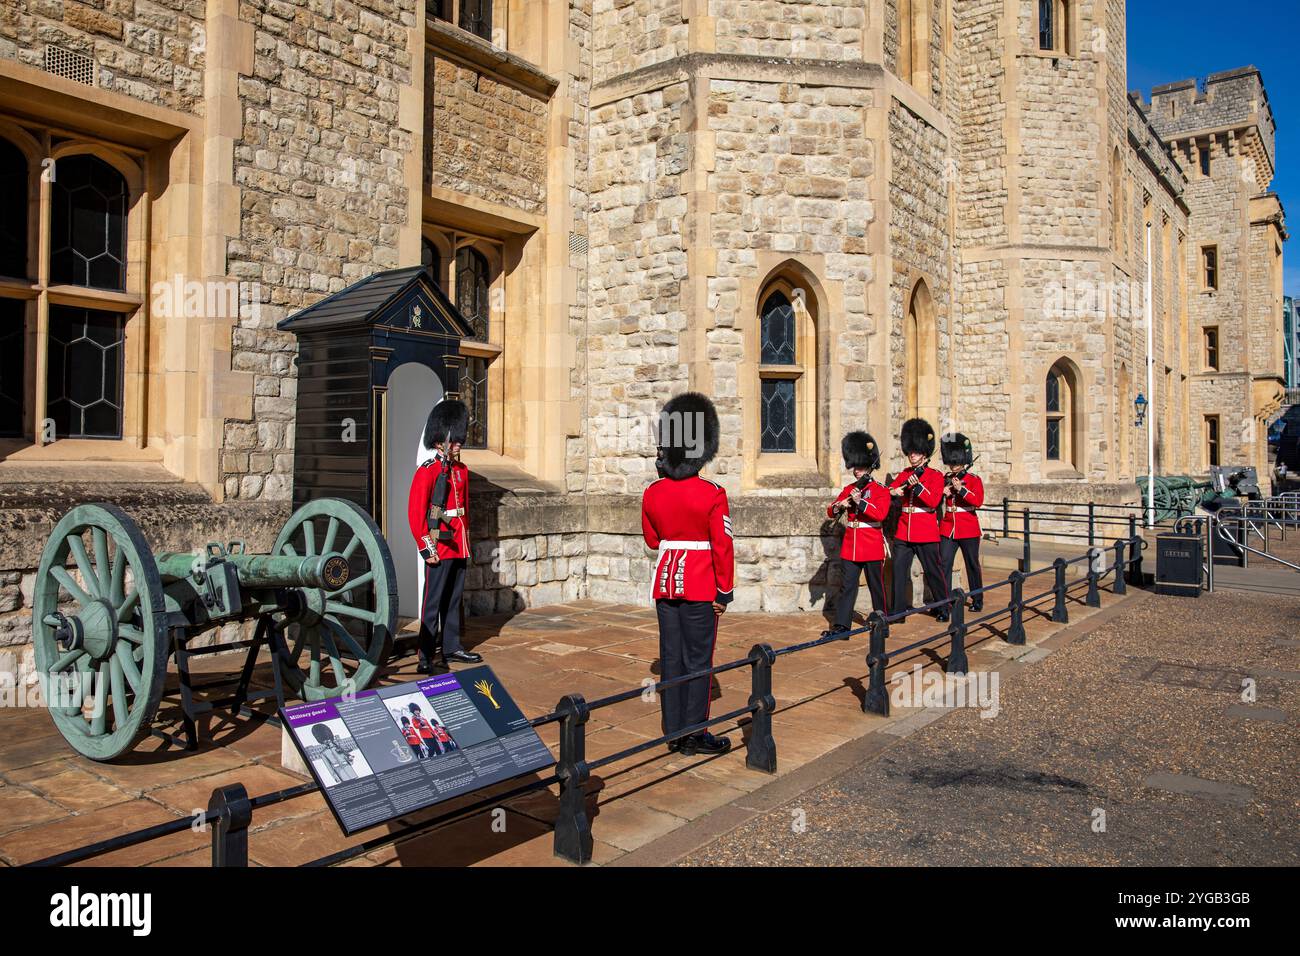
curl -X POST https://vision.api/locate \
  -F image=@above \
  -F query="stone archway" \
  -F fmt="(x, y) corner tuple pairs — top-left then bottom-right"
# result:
(904, 278), (939, 423)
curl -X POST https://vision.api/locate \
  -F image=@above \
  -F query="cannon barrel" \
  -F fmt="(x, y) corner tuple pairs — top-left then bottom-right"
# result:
(154, 551), (351, 590)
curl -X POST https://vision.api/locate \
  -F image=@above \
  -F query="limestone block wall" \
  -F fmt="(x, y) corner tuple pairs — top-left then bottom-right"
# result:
(708, 77), (876, 480)
(586, 81), (692, 495)
(221, 0), (419, 502)
(566, 0), (595, 494)
(1015, 35), (1103, 243)
(0, 0), (206, 113)
(711, 1), (866, 60)
(955, 259), (1012, 474)
(424, 53), (548, 215)
(591, 0), (685, 86)
(888, 98), (951, 424)
(1148, 68), (1276, 173)
(883, 0), (945, 102)
(952, 0), (1007, 247)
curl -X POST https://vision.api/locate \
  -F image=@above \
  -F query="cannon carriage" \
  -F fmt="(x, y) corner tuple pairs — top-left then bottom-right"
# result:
(31, 498), (397, 761)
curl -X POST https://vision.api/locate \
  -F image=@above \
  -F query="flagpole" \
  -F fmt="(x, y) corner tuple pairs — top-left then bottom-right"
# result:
(1145, 219), (1155, 530)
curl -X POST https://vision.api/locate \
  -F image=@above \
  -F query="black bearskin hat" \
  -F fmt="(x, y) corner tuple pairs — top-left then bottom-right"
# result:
(656, 392), (719, 481)
(940, 432), (973, 467)
(424, 398), (469, 448)
(841, 431), (881, 471)
(900, 418), (935, 458)
(311, 723), (336, 744)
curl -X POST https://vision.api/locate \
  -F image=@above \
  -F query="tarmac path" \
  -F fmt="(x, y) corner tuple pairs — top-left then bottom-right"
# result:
(680, 589), (1300, 865)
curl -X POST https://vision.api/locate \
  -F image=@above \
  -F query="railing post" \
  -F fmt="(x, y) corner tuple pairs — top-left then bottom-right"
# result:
(1237, 512), (1248, 569)
(1085, 548), (1102, 608)
(1002, 497), (1010, 538)
(1051, 558), (1069, 623)
(745, 644), (777, 774)
(947, 590), (968, 675)
(553, 693), (593, 865)
(1021, 508), (1032, 572)
(863, 612), (890, 716)
(1006, 571), (1026, 645)
(1129, 532), (1144, 585)
(1088, 501), (1096, 548)
(208, 783), (251, 868)
(1112, 538), (1127, 595)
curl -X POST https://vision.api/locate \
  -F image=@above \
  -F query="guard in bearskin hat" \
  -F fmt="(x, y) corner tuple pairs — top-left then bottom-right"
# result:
(888, 418), (949, 619)
(823, 431), (891, 636)
(407, 398), (483, 672)
(641, 392), (735, 756)
(938, 432), (985, 611)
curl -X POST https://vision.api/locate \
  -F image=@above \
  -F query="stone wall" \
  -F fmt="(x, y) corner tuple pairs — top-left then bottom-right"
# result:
(591, 0), (685, 86)
(0, 0), (206, 114)
(221, 0), (419, 502)
(566, 0), (594, 494)
(586, 79), (692, 495)
(888, 97), (950, 423)
(712, 1), (865, 60)
(424, 53), (548, 215)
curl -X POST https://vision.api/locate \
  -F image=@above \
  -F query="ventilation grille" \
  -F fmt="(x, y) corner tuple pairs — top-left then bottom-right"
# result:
(568, 232), (588, 256)
(43, 46), (96, 86)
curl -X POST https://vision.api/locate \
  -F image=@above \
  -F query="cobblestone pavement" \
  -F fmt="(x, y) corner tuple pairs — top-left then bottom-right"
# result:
(679, 589), (1300, 866)
(0, 559), (1126, 866)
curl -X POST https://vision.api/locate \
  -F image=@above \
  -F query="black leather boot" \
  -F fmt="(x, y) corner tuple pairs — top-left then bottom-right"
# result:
(678, 732), (732, 756)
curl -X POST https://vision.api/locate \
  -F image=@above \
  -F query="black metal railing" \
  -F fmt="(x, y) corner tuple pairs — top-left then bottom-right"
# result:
(28, 519), (1149, 869)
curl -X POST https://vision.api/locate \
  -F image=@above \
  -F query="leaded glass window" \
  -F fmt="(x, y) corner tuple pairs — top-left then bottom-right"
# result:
(455, 246), (489, 342)
(460, 0), (492, 41)
(1045, 418), (1061, 461)
(0, 138), (27, 279)
(50, 155), (127, 291)
(1045, 369), (1060, 413)
(0, 298), (24, 436)
(1038, 0), (1054, 50)
(46, 305), (124, 439)
(462, 356), (488, 449)
(760, 378), (795, 453)
(760, 291), (795, 365)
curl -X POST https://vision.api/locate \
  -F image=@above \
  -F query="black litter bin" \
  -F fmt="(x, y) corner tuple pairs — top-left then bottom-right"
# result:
(1155, 533), (1203, 597)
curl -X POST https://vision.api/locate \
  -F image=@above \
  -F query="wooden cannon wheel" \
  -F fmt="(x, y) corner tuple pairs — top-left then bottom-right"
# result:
(32, 504), (170, 761)
(272, 498), (398, 700)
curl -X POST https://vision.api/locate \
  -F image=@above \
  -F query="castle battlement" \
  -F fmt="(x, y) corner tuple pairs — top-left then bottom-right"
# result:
(1144, 66), (1276, 180)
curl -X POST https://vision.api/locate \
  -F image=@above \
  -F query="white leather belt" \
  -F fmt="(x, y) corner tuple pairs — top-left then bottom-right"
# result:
(846, 521), (882, 529)
(442, 508), (464, 518)
(949, 506), (977, 513)
(902, 507), (934, 514)
(658, 540), (710, 551)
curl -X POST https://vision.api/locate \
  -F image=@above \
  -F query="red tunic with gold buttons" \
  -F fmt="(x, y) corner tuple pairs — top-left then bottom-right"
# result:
(827, 479), (891, 561)
(407, 455), (470, 561)
(939, 473), (984, 539)
(888, 466), (945, 543)
(641, 475), (735, 605)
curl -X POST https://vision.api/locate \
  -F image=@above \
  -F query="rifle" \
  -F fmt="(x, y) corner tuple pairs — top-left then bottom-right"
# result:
(944, 455), (980, 490)
(846, 472), (873, 517)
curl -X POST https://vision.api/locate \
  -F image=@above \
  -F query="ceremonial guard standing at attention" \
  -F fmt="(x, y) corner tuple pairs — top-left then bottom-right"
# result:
(888, 418), (949, 620)
(823, 431), (891, 636)
(938, 432), (985, 611)
(407, 399), (484, 672)
(641, 392), (735, 757)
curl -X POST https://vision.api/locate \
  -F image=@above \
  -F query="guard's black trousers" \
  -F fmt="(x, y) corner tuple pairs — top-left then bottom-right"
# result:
(418, 557), (467, 662)
(835, 558), (886, 628)
(656, 599), (719, 738)
(891, 539), (946, 614)
(940, 536), (983, 604)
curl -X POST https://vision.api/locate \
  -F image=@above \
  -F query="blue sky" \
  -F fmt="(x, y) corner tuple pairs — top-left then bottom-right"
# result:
(1127, 0), (1297, 296)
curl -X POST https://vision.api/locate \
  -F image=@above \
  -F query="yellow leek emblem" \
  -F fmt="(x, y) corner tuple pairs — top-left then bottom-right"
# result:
(474, 679), (500, 710)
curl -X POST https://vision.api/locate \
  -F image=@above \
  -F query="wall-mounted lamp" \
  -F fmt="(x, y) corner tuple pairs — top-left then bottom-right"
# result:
(1134, 392), (1148, 427)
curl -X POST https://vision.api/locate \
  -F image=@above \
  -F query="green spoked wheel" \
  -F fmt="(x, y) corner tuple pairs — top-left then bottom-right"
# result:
(273, 498), (397, 701)
(32, 504), (169, 761)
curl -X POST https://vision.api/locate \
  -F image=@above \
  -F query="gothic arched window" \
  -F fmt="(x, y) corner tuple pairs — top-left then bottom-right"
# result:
(759, 290), (797, 453)
(455, 245), (493, 449)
